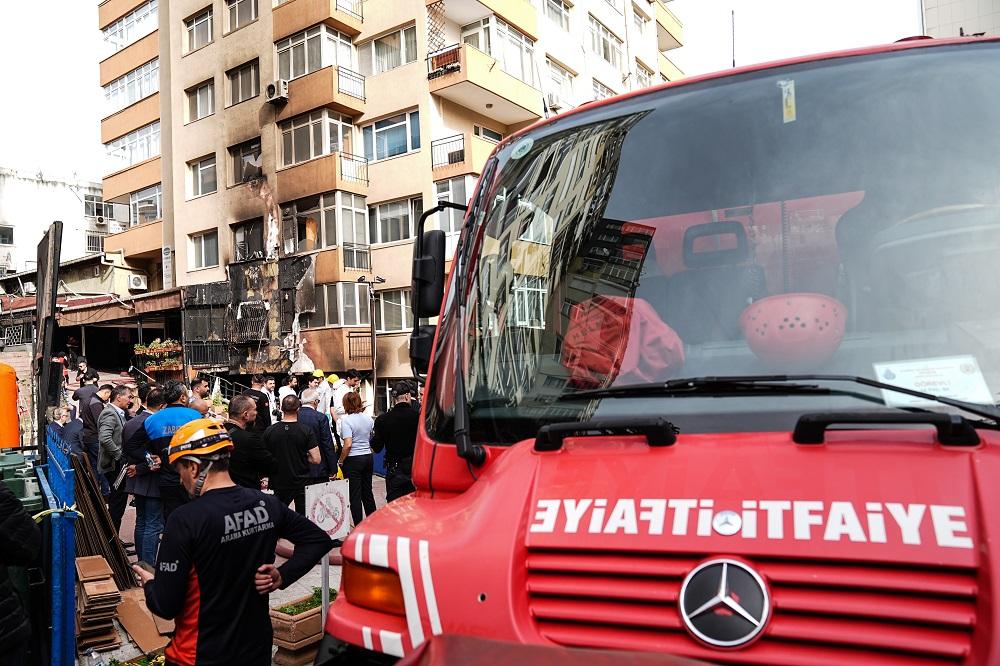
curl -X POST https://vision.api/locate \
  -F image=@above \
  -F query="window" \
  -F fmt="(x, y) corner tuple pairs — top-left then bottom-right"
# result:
(102, 0), (157, 56)
(589, 16), (623, 70)
(592, 78), (615, 100)
(189, 155), (217, 197)
(0, 226), (12, 245)
(463, 18), (535, 86)
(362, 110), (420, 161)
(632, 5), (650, 34)
(129, 184), (162, 225)
(280, 110), (354, 167)
(105, 121), (160, 170)
(185, 9), (213, 52)
(186, 80), (215, 122)
(375, 290), (413, 332)
(435, 177), (473, 234)
(547, 58), (575, 105)
(233, 218), (264, 261)
(230, 138), (262, 184)
(189, 230), (219, 269)
(636, 61), (654, 89)
(474, 125), (503, 143)
(84, 194), (109, 218)
(86, 232), (107, 254)
(544, 0), (570, 30)
(226, 0), (256, 31)
(359, 25), (417, 76)
(513, 276), (548, 328)
(104, 59), (159, 116)
(369, 196), (422, 244)
(280, 191), (365, 253)
(277, 26), (354, 81)
(341, 193), (370, 268)
(312, 283), (370, 327)
(227, 60), (259, 106)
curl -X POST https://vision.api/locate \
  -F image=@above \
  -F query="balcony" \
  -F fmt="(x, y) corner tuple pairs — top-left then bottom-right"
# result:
(655, 0), (684, 51)
(273, 0), (362, 41)
(276, 152), (368, 201)
(427, 44), (543, 125)
(431, 133), (495, 179)
(427, 0), (537, 40)
(103, 219), (163, 259)
(102, 157), (161, 201)
(659, 52), (684, 82)
(100, 30), (158, 86)
(101, 93), (159, 142)
(275, 66), (365, 121)
(301, 326), (374, 371)
(184, 341), (235, 369)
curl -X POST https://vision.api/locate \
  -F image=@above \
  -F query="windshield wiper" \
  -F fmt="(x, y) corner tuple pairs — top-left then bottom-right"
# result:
(559, 374), (1000, 426)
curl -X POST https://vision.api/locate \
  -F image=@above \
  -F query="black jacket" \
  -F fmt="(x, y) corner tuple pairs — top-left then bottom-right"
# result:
(297, 407), (336, 477)
(225, 423), (275, 491)
(243, 389), (272, 433)
(372, 403), (419, 469)
(81, 394), (106, 445)
(0, 483), (41, 653)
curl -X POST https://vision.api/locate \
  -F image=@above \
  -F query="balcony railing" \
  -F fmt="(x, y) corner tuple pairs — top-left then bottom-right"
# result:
(343, 242), (370, 270)
(339, 152), (369, 184)
(184, 341), (234, 368)
(347, 330), (372, 361)
(431, 134), (466, 169)
(337, 66), (365, 100)
(336, 0), (362, 20)
(427, 44), (462, 80)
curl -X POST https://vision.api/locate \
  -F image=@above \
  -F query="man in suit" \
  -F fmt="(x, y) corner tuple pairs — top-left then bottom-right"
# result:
(98, 385), (132, 536)
(298, 388), (337, 486)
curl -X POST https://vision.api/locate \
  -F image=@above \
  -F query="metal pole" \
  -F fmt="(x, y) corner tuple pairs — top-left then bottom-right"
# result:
(369, 283), (377, 411)
(321, 557), (330, 620)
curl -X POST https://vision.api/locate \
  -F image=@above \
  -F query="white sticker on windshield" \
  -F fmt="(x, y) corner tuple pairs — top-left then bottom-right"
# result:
(872, 355), (994, 407)
(510, 137), (534, 159)
(778, 80), (796, 124)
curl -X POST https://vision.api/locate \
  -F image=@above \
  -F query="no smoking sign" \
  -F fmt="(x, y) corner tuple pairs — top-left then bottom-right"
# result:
(305, 480), (351, 540)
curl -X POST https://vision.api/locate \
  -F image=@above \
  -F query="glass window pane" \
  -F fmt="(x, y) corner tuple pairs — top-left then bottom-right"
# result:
(312, 121), (323, 157)
(203, 161), (217, 193)
(404, 26), (417, 63)
(205, 232), (219, 265)
(375, 32), (401, 72)
(293, 125), (310, 162)
(307, 34), (321, 72)
(278, 51), (290, 80)
(363, 126), (373, 160)
(282, 130), (293, 165)
(314, 284), (326, 325)
(409, 111), (420, 150)
(292, 43), (305, 77)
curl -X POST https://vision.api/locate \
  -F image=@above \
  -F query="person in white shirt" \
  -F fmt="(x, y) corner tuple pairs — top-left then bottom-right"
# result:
(310, 370), (332, 421)
(277, 376), (299, 403)
(330, 369), (361, 437)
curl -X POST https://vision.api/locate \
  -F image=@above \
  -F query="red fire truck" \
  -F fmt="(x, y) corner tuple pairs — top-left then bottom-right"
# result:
(320, 36), (1000, 664)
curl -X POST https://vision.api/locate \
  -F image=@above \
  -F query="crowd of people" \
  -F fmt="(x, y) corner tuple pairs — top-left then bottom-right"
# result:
(39, 360), (422, 664)
(48, 360), (422, 554)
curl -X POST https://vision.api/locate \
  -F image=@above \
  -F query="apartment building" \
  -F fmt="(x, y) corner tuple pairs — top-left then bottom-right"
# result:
(923, 0), (1000, 37)
(0, 168), (116, 277)
(96, 0), (683, 410)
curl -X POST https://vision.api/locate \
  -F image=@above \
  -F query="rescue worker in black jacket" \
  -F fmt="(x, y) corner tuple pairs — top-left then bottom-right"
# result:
(133, 418), (332, 666)
(371, 381), (420, 502)
(0, 482), (41, 666)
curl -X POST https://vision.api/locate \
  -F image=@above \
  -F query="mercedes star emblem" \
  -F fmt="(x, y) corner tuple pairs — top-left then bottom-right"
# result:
(679, 559), (770, 648)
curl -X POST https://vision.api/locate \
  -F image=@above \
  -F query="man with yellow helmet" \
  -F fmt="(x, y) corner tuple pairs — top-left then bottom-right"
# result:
(132, 418), (333, 666)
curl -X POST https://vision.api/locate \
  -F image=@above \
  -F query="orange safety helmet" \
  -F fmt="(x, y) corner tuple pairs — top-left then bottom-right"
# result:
(167, 419), (233, 465)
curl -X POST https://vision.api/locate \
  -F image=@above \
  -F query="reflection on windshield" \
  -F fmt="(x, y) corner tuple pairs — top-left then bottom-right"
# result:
(426, 43), (1000, 444)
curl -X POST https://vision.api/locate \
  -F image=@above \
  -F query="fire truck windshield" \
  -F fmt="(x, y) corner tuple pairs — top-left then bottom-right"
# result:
(424, 41), (1000, 445)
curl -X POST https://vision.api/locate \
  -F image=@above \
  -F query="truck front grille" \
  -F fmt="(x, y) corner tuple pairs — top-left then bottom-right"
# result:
(525, 548), (977, 665)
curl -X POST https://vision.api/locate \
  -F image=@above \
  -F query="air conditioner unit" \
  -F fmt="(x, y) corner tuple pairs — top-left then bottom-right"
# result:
(545, 93), (563, 112)
(265, 79), (289, 104)
(128, 274), (148, 291)
(23, 281), (36, 294)
(95, 216), (106, 226)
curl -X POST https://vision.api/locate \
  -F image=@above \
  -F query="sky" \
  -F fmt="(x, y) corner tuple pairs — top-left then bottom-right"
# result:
(669, 0), (924, 76)
(0, 1), (106, 183)
(0, 1), (924, 184)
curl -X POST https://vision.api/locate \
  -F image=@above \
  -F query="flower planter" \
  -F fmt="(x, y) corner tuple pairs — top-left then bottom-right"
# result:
(270, 595), (324, 644)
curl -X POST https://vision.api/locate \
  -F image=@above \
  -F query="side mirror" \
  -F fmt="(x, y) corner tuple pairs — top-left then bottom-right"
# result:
(412, 230), (445, 318)
(409, 325), (435, 375)
(410, 202), (467, 382)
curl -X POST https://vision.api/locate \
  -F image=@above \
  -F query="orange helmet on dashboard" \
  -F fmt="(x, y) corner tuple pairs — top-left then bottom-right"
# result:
(167, 419), (233, 465)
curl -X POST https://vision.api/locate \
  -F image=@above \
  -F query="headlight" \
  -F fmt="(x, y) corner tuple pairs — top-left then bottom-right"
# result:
(342, 559), (406, 616)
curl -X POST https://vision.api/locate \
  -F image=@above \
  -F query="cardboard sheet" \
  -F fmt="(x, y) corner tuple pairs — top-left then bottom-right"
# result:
(76, 556), (114, 582)
(117, 595), (169, 654)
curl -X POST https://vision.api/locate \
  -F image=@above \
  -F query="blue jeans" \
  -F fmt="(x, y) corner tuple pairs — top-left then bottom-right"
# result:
(134, 496), (164, 564)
